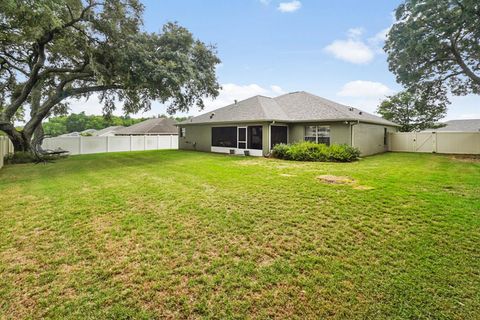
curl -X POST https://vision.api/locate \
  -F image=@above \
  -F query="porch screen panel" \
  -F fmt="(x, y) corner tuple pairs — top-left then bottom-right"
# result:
(211, 127), (237, 147)
(247, 126), (263, 150)
(271, 126), (288, 148)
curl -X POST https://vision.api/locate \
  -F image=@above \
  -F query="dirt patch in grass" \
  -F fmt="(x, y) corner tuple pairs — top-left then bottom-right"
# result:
(280, 173), (296, 177)
(317, 175), (374, 190)
(317, 175), (356, 185)
(450, 155), (480, 163)
(352, 185), (375, 190)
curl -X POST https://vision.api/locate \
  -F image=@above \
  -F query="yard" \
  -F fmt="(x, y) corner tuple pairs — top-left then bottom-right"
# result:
(0, 150), (479, 319)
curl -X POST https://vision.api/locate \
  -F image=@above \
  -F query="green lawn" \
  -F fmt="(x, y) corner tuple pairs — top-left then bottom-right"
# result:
(0, 151), (479, 319)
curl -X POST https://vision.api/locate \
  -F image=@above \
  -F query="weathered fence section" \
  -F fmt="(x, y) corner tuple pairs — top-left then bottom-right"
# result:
(43, 135), (178, 155)
(0, 136), (14, 169)
(389, 132), (480, 154)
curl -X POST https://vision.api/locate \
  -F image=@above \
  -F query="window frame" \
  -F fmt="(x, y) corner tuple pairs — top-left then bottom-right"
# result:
(211, 126), (238, 148)
(180, 127), (186, 138)
(304, 125), (330, 146)
(238, 127), (247, 149)
(247, 125), (263, 150)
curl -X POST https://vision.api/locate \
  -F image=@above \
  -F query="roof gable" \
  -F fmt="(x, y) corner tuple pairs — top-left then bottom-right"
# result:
(181, 91), (398, 126)
(115, 118), (178, 135)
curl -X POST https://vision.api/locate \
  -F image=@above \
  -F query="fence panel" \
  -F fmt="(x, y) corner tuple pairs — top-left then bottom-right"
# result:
(107, 136), (131, 152)
(43, 135), (178, 156)
(389, 132), (480, 154)
(0, 136), (14, 169)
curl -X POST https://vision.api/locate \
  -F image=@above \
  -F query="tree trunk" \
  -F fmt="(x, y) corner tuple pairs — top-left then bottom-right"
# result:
(31, 123), (45, 152)
(0, 122), (32, 152)
(8, 131), (31, 153)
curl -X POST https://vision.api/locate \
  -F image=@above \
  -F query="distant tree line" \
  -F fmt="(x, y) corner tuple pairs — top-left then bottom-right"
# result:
(42, 113), (190, 137)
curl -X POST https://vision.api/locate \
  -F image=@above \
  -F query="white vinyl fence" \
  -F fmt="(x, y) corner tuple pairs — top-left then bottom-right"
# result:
(389, 132), (480, 154)
(43, 135), (178, 155)
(0, 136), (14, 169)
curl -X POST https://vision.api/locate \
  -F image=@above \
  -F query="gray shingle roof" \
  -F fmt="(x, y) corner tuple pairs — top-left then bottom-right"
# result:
(424, 119), (480, 132)
(180, 91), (399, 126)
(115, 118), (178, 135)
(94, 126), (125, 136)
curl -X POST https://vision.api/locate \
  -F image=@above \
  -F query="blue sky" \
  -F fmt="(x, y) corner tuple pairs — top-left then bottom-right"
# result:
(71, 0), (479, 120)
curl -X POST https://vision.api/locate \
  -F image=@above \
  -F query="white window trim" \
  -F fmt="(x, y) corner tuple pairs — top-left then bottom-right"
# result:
(238, 126), (247, 149)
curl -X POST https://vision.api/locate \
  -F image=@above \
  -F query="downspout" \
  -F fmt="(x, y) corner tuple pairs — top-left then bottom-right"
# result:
(350, 120), (359, 147)
(268, 121), (275, 154)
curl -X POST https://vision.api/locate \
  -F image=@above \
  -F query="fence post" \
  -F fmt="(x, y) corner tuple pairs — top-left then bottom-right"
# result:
(170, 135), (173, 149)
(144, 135), (146, 150)
(157, 135), (160, 150)
(79, 136), (82, 155)
(106, 136), (110, 153)
(130, 135), (133, 152)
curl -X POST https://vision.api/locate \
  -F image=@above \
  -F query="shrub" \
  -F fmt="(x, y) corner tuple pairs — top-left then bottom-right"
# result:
(271, 142), (360, 162)
(4, 152), (36, 164)
(270, 143), (290, 159)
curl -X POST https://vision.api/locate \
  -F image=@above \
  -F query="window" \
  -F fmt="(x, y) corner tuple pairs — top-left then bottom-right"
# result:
(384, 128), (387, 145)
(212, 127), (237, 147)
(180, 127), (186, 137)
(238, 127), (247, 149)
(247, 126), (263, 150)
(304, 125), (330, 145)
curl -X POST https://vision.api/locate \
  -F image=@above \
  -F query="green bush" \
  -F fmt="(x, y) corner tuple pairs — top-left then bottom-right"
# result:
(271, 142), (360, 162)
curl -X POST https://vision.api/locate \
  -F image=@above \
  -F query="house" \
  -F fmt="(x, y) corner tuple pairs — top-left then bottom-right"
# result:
(59, 132), (80, 137)
(94, 126), (125, 136)
(59, 129), (96, 137)
(177, 91), (399, 156)
(114, 118), (178, 136)
(423, 119), (480, 132)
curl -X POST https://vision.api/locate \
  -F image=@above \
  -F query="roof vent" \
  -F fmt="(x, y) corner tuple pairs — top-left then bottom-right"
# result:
(359, 111), (363, 115)
(209, 112), (215, 119)
(234, 99), (238, 104)
(349, 107), (354, 111)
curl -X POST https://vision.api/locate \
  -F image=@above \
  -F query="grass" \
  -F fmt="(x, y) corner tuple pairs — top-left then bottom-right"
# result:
(0, 150), (479, 319)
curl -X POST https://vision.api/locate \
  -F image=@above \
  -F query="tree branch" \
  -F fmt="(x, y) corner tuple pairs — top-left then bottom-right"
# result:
(450, 37), (480, 85)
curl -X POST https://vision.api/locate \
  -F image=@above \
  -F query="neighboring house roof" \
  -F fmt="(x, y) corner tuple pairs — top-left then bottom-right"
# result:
(115, 118), (178, 135)
(59, 132), (80, 137)
(179, 91), (399, 126)
(94, 126), (125, 136)
(424, 119), (480, 132)
(81, 129), (98, 134)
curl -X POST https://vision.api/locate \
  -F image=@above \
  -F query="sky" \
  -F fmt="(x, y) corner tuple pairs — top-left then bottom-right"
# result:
(68, 0), (479, 121)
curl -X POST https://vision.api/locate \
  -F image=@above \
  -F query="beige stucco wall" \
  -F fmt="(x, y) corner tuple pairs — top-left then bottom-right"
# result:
(178, 123), (271, 155)
(353, 123), (397, 156)
(288, 122), (351, 145)
(179, 122), (398, 157)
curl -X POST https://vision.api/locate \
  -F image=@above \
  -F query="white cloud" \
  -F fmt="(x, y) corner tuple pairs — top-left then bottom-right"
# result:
(324, 39), (374, 64)
(278, 1), (302, 13)
(194, 83), (286, 115)
(325, 25), (391, 64)
(270, 85), (286, 95)
(338, 80), (393, 97)
(259, 0), (271, 5)
(347, 27), (365, 38)
(367, 27), (390, 53)
(336, 80), (395, 114)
